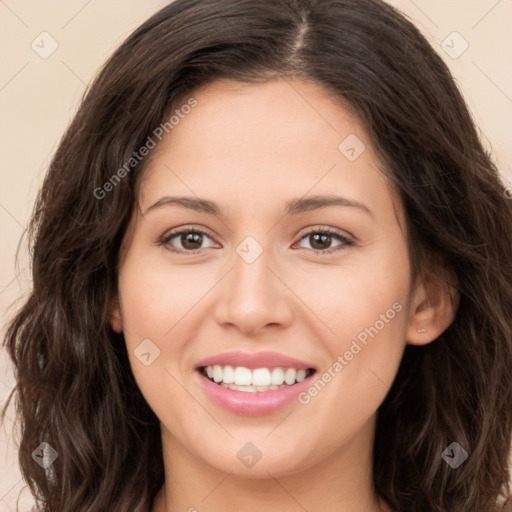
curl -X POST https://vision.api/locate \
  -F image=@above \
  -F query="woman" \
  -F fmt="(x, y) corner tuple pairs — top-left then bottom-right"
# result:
(2, 0), (512, 510)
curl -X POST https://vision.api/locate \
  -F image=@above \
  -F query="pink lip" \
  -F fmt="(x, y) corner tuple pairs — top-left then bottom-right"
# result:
(195, 369), (316, 416)
(195, 350), (316, 370)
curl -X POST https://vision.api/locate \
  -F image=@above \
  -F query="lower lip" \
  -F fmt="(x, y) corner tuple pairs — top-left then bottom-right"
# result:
(196, 369), (315, 416)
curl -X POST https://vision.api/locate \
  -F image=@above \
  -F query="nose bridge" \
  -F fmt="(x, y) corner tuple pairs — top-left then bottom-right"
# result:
(231, 234), (276, 306)
(215, 234), (292, 332)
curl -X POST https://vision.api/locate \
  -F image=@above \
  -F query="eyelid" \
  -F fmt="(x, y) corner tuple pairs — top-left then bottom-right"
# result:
(296, 225), (354, 242)
(161, 224), (215, 241)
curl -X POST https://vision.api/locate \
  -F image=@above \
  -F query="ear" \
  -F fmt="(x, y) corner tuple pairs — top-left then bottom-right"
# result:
(108, 296), (123, 333)
(406, 269), (460, 346)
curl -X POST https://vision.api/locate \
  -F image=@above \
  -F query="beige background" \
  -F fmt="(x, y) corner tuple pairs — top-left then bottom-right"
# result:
(1, 1), (511, 510)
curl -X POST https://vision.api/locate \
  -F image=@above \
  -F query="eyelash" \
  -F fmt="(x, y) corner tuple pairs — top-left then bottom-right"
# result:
(159, 226), (354, 255)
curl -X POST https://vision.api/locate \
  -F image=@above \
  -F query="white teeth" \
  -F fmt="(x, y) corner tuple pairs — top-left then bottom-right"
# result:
(213, 365), (223, 383)
(296, 369), (307, 382)
(223, 365), (235, 384)
(252, 368), (271, 386)
(231, 384), (255, 392)
(202, 365), (313, 388)
(234, 367), (252, 386)
(270, 368), (285, 385)
(284, 368), (297, 385)
(229, 383), (288, 393)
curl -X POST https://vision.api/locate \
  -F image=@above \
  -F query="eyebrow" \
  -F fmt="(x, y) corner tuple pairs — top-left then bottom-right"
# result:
(143, 194), (373, 218)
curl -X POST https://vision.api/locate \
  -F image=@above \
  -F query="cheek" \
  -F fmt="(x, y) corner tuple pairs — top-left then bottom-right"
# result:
(293, 243), (410, 344)
(292, 245), (410, 414)
(116, 253), (183, 404)
(116, 249), (220, 425)
(118, 248), (208, 340)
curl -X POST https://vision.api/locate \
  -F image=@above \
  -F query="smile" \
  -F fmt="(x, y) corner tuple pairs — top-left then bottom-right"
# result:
(194, 351), (318, 416)
(199, 365), (315, 392)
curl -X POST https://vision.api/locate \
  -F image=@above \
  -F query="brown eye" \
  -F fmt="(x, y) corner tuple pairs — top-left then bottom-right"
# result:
(296, 229), (353, 254)
(309, 233), (334, 251)
(160, 228), (216, 253)
(180, 232), (204, 250)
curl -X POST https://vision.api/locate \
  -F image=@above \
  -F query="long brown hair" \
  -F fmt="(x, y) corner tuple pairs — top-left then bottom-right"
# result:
(2, 0), (512, 510)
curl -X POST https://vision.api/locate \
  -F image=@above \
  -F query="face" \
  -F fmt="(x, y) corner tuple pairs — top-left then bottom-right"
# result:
(111, 78), (434, 479)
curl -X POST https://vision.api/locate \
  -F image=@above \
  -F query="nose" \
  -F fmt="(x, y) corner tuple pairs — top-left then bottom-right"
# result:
(213, 241), (294, 335)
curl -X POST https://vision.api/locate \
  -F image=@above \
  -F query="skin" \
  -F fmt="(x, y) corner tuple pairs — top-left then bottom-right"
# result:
(110, 78), (458, 512)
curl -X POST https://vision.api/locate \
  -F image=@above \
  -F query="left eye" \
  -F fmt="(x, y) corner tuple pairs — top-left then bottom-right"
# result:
(160, 227), (352, 254)
(294, 229), (352, 253)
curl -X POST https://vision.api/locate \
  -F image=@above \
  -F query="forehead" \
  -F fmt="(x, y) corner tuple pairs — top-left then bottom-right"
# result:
(137, 78), (403, 228)
(159, 78), (367, 166)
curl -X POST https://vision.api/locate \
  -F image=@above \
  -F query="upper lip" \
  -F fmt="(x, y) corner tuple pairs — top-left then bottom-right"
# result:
(195, 350), (316, 370)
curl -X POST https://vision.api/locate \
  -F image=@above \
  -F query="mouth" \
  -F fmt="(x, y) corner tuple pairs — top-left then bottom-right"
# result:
(198, 365), (317, 393)
(194, 351), (318, 415)
(196, 364), (317, 415)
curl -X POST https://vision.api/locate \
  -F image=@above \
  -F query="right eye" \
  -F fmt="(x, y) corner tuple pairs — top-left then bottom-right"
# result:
(160, 227), (218, 253)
